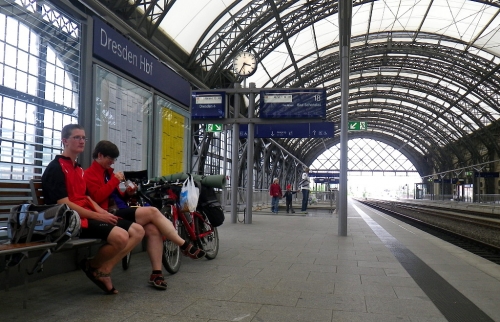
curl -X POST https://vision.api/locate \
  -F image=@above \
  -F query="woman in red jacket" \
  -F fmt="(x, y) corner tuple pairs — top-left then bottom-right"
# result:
(269, 178), (282, 213)
(85, 140), (205, 290)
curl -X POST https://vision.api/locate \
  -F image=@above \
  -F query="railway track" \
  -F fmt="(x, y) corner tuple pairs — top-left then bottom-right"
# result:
(356, 199), (500, 265)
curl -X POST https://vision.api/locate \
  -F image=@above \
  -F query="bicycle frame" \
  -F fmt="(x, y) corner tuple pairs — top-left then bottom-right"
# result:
(135, 182), (215, 243)
(170, 202), (214, 242)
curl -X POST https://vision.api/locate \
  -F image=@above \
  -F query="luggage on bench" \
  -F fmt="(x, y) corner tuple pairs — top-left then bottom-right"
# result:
(6, 203), (81, 273)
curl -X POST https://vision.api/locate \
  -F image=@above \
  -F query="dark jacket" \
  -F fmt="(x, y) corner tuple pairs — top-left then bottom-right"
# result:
(284, 190), (297, 202)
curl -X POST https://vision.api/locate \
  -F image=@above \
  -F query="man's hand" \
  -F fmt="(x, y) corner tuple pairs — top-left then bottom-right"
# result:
(114, 171), (125, 182)
(97, 212), (119, 225)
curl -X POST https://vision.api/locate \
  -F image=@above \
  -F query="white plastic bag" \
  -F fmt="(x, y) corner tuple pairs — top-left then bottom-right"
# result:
(180, 174), (199, 212)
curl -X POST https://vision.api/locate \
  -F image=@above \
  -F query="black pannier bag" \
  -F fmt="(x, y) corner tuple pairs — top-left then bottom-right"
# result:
(197, 184), (225, 227)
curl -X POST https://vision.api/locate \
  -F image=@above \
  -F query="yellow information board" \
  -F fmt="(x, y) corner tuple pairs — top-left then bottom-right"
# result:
(161, 108), (185, 174)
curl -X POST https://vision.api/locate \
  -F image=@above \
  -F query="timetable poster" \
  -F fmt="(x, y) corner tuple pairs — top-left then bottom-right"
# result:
(97, 79), (150, 172)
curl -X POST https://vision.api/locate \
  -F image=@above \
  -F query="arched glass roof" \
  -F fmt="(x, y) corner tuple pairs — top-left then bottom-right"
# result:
(92, 0), (500, 174)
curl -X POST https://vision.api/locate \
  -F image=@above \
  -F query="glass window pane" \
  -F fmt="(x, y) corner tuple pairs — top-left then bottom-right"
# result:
(55, 66), (65, 85)
(55, 85), (64, 105)
(28, 54), (38, 75)
(64, 88), (72, 107)
(26, 104), (36, 124)
(46, 46), (56, 64)
(44, 109), (53, 128)
(17, 50), (28, 72)
(0, 42), (4, 64)
(2, 119), (13, 136)
(27, 74), (37, 95)
(5, 44), (16, 67)
(53, 111), (63, 130)
(0, 13), (5, 42)
(5, 17), (18, 46)
(1, 141), (13, 162)
(29, 30), (38, 56)
(4, 65), (15, 89)
(18, 23), (29, 52)
(46, 63), (55, 82)
(45, 82), (54, 101)
(14, 122), (26, 141)
(14, 101), (26, 121)
(16, 70), (27, 93)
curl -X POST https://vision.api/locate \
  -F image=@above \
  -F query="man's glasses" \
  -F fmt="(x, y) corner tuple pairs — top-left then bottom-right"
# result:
(105, 156), (118, 162)
(69, 136), (88, 142)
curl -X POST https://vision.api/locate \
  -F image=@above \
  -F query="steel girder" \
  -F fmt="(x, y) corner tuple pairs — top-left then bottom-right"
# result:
(262, 38), (500, 171)
(86, 0), (500, 179)
(101, 0), (176, 38)
(282, 89), (487, 168)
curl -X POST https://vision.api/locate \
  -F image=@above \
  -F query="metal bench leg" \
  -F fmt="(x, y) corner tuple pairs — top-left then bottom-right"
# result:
(23, 266), (28, 309)
(5, 266), (9, 291)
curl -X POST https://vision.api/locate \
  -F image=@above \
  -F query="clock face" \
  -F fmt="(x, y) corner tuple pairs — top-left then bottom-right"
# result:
(233, 51), (257, 77)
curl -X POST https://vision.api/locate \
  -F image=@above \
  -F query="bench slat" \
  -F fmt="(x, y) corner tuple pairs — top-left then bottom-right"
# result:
(0, 241), (57, 256)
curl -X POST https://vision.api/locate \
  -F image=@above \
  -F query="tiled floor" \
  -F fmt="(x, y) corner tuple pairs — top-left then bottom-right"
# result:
(1, 198), (499, 321)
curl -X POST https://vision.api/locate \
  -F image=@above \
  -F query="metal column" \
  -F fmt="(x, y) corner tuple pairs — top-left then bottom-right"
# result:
(245, 83), (256, 223)
(231, 84), (241, 223)
(338, 0), (352, 236)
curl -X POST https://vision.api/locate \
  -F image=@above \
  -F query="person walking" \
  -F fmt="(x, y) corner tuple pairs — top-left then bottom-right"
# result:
(299, 167), (310, 213)
(284, 184), (298, 214)
(269, 178), (282, 214)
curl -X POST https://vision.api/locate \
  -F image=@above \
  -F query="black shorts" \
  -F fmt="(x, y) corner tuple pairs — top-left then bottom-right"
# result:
(79, 208), (137, 240)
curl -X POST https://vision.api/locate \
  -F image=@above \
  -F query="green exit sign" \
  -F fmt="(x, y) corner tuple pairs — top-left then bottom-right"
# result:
(206, 124), (223, 132)
(348, 121), (367, 131)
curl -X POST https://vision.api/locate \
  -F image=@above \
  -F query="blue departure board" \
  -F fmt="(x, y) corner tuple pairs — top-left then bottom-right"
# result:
(191, 91), (226, 119)
(260, 89), (326, 119)
(239, 122), (334, 138)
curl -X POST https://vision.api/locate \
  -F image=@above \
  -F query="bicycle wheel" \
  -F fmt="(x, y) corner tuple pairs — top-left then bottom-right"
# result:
(195, 215), (219, 260)
(160, 206), (182, 274)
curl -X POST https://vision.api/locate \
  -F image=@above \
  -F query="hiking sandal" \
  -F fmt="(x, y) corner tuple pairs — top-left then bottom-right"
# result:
(182, 243), (206, 260)
(149, 273), (167, 290)
(79, 259), (117, 295)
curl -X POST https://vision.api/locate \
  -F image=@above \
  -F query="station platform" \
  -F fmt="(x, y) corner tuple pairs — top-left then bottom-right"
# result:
(1, 198), (499, 321)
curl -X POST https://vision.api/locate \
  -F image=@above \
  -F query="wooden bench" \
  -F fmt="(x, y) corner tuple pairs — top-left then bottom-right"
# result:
(0, 180), (101, 308)
(0, 179), (103, 253)
(1, 180), (106, 258)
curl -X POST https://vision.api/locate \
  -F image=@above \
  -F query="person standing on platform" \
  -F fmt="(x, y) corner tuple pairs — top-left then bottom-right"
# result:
(299, 167), (310, 213)
(284, 184), (298, 214)
(269, 178), (282, 214)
